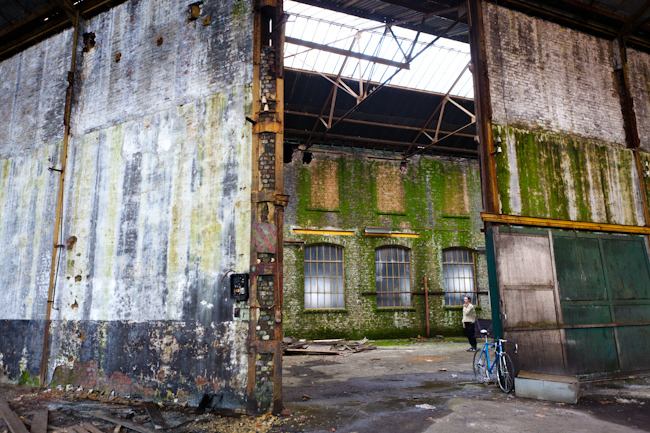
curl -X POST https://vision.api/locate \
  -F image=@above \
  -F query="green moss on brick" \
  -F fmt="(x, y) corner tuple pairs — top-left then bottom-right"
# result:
(493, 125), (639, 224)
(283, 151), (489, 340)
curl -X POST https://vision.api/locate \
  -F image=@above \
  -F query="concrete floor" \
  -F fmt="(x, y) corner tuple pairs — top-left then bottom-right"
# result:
(281, 342), (650, 433)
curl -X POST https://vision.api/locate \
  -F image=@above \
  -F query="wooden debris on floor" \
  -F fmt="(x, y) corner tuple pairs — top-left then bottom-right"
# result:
(283, 337), (376, 355)
(29, 409), (48, 433)
(142, 403), (168, 430)
(0, 398), (30, 433)
(0, 398), (172, 433)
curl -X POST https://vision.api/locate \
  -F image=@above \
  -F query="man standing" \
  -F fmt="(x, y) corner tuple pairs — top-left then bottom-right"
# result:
(462, 295), (477, 352)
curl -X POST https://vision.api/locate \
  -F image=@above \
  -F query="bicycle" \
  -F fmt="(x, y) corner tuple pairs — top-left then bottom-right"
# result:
(473, 329), (518, 393)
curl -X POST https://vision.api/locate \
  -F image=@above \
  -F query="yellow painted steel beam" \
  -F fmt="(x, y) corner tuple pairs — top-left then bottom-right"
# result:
(481, 212), (650, 235)
(293, 229), (355, 236)
(364, 232), (420, 238)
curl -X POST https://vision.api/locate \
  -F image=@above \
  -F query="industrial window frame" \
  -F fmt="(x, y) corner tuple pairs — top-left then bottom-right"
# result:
(443, 247), (477, 307)
(375, 246), (412, 308)
(304, 243), (345, 309)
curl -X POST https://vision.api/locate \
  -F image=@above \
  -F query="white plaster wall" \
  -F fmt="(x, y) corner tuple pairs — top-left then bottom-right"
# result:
(484, 3), (626, 145)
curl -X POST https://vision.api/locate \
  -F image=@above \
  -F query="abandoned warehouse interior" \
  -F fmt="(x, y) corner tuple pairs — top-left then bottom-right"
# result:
(0, 0), (650, 416)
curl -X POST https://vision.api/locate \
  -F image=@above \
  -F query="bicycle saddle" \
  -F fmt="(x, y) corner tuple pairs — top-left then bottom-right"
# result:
(480, 329), (488, 334)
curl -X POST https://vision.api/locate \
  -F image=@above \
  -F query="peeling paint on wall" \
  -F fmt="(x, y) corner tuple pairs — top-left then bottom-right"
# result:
(0, 0), (253, 408)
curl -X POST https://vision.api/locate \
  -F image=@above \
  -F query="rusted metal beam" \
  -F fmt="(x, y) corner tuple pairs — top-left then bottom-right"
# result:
(285, 36), (410, 69)
(619, 0), (650, 39)
(285, 110), (475, 138)
(401, 61), (471, 158)
(0, 0), (124, 60)
(0, 4), (58, 40)
(40, 8), (80, 388)
(287, 129), (478, 156)
(469, 0), (499, 215)
(49, 0), (78, 22)
(308, 15), (465, 150)
(481, 213), (650, 235)
(612, 38), (650, 229)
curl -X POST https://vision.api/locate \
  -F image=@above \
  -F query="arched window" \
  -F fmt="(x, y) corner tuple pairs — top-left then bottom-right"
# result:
(304, 244), (345, 309)
(375, 246), (412, 307)
(443, 248), (477, 306)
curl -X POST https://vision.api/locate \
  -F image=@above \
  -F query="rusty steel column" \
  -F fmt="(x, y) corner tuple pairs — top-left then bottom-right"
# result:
(468, 0), (499, 215)
(40, 10), (80, 387)
(248, 0), (286, 415)
(613, 37), (650, 229)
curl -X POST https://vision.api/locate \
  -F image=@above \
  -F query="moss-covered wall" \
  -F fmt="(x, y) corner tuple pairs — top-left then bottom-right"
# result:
(282, 149), (489, 340)
(493, 125), (646, 225)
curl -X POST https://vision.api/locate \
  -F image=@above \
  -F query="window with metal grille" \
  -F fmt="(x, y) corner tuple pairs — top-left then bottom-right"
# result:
(375, 246), (412, 307)
(304, 244), (345, 309)
(443, 248), (477, 306)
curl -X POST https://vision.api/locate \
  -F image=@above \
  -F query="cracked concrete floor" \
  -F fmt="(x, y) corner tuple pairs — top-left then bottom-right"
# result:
(281, 342), (650, 433)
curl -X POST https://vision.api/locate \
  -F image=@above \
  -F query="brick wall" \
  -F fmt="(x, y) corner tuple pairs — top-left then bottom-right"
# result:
(484, 3), (625, 146)
(282, 149), (489, 339)
(483, 3), (646, 225)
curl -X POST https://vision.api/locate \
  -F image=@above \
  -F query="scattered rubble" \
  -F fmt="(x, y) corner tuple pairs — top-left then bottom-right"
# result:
(282, 337), (376, 355)
(0, 385), (286, 433)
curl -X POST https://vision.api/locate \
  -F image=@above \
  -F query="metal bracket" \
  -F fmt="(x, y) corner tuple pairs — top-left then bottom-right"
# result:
(48, 167), (63, 173)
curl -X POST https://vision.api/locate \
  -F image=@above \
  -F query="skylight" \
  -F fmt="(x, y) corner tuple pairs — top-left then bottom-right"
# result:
(284, 1), (474, 99)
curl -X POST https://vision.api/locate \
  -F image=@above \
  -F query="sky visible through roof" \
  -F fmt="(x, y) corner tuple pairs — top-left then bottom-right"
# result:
(284, 1), (474, 99)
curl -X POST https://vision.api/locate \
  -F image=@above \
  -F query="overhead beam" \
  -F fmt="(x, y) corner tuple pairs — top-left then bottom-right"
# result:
(482, 213), (650, 235)
(619, 0), (650, 38)
(0, 0), (125, 61)
(285, 110), (475, 138)
(286, 128), (478, 156)
(285, 36), (410, 69)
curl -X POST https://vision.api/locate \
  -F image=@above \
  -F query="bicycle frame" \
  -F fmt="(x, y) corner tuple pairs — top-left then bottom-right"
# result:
(476, 331), (518, 375)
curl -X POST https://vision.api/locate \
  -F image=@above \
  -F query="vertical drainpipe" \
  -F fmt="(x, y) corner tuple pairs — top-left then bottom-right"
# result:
(40, 10), (80, 387)
(468, 0), (503, 338)
(248, 0), (286, 415)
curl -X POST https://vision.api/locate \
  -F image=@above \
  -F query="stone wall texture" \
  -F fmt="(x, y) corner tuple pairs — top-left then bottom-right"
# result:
(0, 0), (253, 408)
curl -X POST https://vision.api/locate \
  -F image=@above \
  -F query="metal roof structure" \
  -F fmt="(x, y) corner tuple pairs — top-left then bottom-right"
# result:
(0, 0), (126, 60)
(285, 69), (477, 157)
(284, 0), (477, 158)
(284, 0), (474, 98)
(297, 0), (650, 50)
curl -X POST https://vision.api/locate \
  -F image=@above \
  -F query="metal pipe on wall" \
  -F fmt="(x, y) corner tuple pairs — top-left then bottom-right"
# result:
(39, 9), (80, 387)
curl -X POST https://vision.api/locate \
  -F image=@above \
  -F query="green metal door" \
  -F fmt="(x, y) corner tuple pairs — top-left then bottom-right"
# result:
(553, 232), (650, 375)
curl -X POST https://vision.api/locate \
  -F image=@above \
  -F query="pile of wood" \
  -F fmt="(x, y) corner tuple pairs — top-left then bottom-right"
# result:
(283, 337), (376, 355)
(0, 399), (169, 433)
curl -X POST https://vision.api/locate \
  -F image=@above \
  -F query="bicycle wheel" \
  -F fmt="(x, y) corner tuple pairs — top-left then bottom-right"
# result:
(473, 349), (489, 384)
(497, 352), (515, 393)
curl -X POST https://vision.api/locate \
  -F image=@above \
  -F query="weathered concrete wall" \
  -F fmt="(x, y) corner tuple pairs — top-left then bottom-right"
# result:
(484, 3), (646, 225)
(484, 4), (625, 145)
(0, 29), (74, 382)
(482, 2), (650, 377)
(283, 149), (489, 340)
(0, 0), (253, 407)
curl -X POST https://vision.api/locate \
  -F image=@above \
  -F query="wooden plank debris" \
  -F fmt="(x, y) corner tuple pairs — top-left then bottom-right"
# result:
(142, 402), (168, 430)
(79, 423), (104, 433)
(87, 412), (156, 433)
(283, 337), (376, 355)
(30, 409), (48, 433)
(0, 399), (30, 433)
